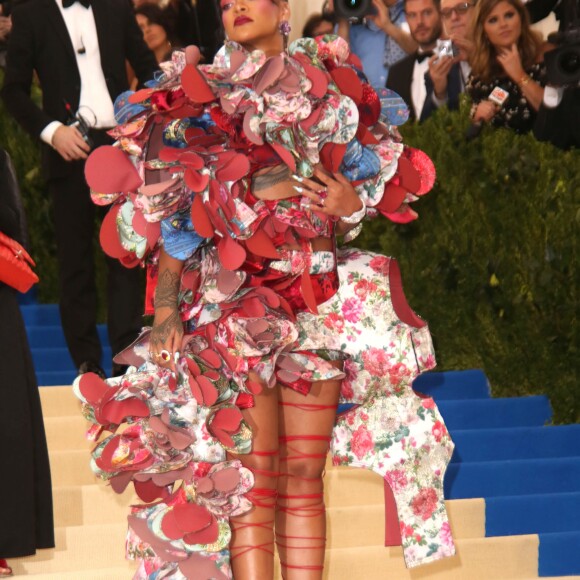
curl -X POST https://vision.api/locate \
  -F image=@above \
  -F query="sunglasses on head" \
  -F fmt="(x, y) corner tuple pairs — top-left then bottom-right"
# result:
(440, 2), (474, 18)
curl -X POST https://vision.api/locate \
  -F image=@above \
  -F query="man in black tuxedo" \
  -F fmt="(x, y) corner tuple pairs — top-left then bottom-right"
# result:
(386, 0), (443, 121)
(422, 0), (475, 119)
(1, 0), (159, 378)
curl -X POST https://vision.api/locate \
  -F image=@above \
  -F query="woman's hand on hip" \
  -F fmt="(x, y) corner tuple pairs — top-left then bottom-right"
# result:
(292, 165), (363, 218)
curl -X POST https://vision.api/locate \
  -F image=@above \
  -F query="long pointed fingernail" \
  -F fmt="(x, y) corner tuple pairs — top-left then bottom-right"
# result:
(292, 174), (304, 182)
(293, 185), (304, 193)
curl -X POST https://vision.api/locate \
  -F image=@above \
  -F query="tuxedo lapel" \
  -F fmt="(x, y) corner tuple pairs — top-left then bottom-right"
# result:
(44, 0), (77, 64)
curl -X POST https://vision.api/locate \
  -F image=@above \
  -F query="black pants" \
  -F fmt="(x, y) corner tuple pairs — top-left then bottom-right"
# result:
(48, 131), (142, 367)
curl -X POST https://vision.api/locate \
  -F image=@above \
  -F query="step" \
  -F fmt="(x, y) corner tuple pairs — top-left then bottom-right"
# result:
(487, 492), (580, 536)
(445, 457), (580, 499)
(37, 370), (81, 387)
(43, 415), (93, 451)
(40, 386), (82, 418)
(48, 450), (100, 487)
(20, 303), (61, 325)
(439, 396), (552, 430)
(51, 482), (484, 541)
(9, 523), (538, 578)
(13, 567), (136, 580)
(539, 531), (580, 576)
(32, 347), (112, 372)
(412, 369), (491, 400)
(26, 324), (108, 349)
(323, 534), (541, 579)
(451, 425), (580, 462)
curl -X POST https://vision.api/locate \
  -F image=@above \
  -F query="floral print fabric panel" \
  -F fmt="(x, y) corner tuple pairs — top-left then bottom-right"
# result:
(296, 248), (456, 567)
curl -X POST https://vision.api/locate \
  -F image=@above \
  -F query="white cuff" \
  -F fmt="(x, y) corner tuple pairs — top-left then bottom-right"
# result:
(40, 121), (64, 147)
(432, 91), (448, 108)
(543, 86), (564, 109)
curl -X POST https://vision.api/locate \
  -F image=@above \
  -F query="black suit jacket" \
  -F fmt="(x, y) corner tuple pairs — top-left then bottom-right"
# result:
(422, 61), (464, 120)
(388, 54), (466, 122)
(387, 53), (418, 121)
(1, 0), (158, 179)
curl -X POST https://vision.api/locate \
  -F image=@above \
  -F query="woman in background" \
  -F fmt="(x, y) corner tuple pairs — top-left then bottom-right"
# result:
(467, 0), (551, 133)
(0, 149), (54, 577)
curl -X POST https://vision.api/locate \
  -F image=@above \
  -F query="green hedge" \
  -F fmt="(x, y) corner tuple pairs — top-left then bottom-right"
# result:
(2, 79), (577, 423)
(359, 102), (578, 424)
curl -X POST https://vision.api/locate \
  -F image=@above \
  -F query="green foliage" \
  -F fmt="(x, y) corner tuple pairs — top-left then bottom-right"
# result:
(358, 103), (578, 424)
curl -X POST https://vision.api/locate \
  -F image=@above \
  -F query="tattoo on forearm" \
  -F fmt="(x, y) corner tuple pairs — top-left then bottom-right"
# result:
(151, 309), (181, 344)
(252, 165), (291, 192)
(155, 269), (180, 309)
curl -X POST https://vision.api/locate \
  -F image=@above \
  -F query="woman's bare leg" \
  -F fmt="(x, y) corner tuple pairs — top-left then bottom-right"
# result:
(229, 384), (280, 580)
(276, 374), (342, 579)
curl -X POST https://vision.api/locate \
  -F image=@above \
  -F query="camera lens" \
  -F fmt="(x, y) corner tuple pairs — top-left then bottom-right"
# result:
(559, 49), (580, 76)
(335, 0), (374, 18)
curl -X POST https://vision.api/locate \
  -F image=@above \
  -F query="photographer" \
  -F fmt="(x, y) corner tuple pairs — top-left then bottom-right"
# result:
(422, 0), (476, 118)
(328, 0), (417, 86)
(532, 0), (580, 148)
(386, 0), (443, 120)
(1, 0), (159, 379)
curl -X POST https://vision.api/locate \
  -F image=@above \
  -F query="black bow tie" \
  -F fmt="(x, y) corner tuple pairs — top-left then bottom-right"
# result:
(62, 0), (91, 8)
(416, 51), (434, 63)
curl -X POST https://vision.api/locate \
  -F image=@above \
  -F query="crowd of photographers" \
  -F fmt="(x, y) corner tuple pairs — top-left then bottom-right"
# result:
(307, 0), (579, 149)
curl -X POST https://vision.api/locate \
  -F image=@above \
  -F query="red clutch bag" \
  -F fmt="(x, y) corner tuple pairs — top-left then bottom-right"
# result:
(0, 230), (39, 293)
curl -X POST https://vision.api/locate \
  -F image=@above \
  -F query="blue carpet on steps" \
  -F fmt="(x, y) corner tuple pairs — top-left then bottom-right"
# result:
(451, 425), (580, 462)
(486, 492), (580, 535)
(539, 532), (580, 576)
(23, 304), (580, 576)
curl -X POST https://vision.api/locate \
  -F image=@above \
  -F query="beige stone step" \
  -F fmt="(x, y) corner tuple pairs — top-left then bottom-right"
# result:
(44, 415), (93, 451)
(39, 386), (81, 417)
(52, 483), (484, 542)
(10, 522), (541, 579)
(16, 567), (136, 579)
(48, 450), (99, 487)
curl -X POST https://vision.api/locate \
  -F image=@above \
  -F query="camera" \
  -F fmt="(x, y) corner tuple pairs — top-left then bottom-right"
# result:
(433, 39), (458, 63)
(544, 0), (580, 85)
(545, 27), (580, 85)
(64, 101), (95, 149)
(334, 0), (377, 20)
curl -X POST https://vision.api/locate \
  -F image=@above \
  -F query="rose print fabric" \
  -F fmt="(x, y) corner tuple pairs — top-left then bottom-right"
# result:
(297, 248), (456, 567)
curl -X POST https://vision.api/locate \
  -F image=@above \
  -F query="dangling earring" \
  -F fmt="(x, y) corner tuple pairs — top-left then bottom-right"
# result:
(279, 20), (291, 51)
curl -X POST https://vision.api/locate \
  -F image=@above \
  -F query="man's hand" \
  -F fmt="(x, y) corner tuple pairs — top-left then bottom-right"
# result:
(449, 33), (473, 60)
(368, 0), (394, 34)
(51, 125), (91, 161)
(428, 54), (455, 98)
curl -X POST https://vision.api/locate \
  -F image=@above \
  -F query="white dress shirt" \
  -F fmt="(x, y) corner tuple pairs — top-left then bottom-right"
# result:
(41, 0), (117, 146)
(411, 53), (431, 119)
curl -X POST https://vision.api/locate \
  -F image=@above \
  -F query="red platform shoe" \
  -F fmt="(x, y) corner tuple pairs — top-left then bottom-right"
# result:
(0, 559), (12, 577)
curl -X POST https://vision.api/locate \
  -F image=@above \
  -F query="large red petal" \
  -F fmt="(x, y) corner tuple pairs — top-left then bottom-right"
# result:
(85, 146), (142, 193)
(181, 64), (216, 104)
